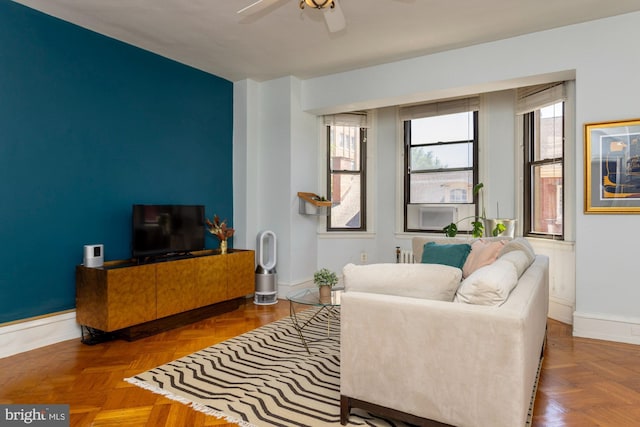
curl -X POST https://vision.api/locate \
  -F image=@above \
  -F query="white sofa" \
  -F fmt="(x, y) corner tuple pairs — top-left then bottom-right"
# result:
(340, 237), (549, 427)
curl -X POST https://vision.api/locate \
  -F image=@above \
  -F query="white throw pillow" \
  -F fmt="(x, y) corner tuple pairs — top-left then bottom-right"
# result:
(499, 250), (533, 278)
(499, 237), (535, 262)
(454, 259), (518, 306)
(343, 263), (462, 302)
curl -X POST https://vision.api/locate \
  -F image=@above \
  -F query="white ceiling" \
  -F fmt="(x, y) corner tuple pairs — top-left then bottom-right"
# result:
(12, 0), (640, 82)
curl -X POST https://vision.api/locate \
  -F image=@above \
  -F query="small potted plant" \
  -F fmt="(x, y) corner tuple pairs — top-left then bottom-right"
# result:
(314, 268), (338, 301)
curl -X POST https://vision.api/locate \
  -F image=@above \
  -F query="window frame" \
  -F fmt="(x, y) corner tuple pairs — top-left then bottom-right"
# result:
(523, 102), (565, 239)
(326, 124), (367, 232)
(403, 110), (479, 233)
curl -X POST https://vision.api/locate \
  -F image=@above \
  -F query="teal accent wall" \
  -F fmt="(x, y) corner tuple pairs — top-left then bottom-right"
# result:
(0, 2), (233, 323)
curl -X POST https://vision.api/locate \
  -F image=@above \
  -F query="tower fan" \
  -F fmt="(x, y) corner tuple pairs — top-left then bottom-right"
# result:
(254, 230), (278, 305)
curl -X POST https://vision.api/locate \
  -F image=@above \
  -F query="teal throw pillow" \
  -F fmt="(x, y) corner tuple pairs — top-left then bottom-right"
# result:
(421, 242), (472, 269)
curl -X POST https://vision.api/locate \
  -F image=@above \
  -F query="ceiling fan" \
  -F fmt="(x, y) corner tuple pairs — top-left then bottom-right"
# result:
(238, 0), (347, 33)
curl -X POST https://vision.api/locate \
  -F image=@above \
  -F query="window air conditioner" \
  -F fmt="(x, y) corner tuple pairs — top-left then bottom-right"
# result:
(418, 206), (457, 230)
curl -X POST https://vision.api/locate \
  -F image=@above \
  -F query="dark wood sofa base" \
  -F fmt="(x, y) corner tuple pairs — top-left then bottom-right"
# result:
(340, 395), (453, 427)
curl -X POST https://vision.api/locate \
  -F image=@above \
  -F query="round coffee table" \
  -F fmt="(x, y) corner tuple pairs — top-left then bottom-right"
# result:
(287, 287), (342, 353)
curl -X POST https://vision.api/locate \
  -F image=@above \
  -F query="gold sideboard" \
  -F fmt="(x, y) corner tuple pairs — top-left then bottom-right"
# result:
(76, 250), (255, 333)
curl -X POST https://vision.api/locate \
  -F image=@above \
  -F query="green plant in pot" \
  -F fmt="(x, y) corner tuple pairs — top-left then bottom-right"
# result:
(314, 268), (338, 301)
(442, 183), (509, 237)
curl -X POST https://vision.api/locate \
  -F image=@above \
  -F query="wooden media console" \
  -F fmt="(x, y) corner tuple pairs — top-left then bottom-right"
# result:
(76, 249), (255, 343)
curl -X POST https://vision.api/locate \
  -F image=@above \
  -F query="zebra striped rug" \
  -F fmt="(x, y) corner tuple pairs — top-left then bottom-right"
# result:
(125, 308), (410, 426)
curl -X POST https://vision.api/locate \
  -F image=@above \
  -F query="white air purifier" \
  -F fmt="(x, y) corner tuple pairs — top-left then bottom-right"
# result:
(254, 230), (278, 305)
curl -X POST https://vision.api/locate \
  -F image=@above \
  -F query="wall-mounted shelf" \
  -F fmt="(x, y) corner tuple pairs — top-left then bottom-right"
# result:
(297, 192), (331, 216)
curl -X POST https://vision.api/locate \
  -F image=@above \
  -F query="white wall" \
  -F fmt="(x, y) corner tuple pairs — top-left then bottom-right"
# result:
(317, 107), (401, 272)
(288, 78), (320, 287)
(235, 77), (318, 295)
(236, 11), (640, 344)
(479, 90), (517, 220)
(233, 79), (261, 251)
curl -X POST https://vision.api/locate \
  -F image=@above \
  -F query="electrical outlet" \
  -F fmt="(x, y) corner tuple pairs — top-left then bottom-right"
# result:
(360, 252), (368, 263)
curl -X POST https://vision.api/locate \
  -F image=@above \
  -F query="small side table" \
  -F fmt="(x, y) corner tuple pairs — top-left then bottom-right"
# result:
(287, 287), (342, 353)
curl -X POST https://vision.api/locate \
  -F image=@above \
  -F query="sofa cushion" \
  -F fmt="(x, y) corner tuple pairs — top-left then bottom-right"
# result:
(412, 236), (511, 268)
(454, 259), (518, 305)
(499, 250), (534, 278)
(421, 242), (472, 269)
(343, 263), (462, 301)
(411, 237), (470, 266)
(499, 237), (535, 261)
(462, 239), (506, 278)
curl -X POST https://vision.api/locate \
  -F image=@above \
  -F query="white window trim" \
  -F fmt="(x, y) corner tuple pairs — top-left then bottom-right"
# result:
(395, 107), (452, 236)
(399, 99), (479, 233)
(317, 110), (376, 236)
(395, 106), (405, 234)
(394, 83), (575, 241)
(515, 80), (576, 242)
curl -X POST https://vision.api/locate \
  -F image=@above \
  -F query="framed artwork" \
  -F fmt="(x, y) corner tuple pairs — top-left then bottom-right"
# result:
(585, 118), (640, 213)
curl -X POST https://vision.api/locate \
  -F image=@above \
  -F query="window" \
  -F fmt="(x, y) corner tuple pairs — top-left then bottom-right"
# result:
(401, 98), (479, 232)
(325, 114), (367, 231)
(521, 84), (565, 238)
(450, 188), (468, 203)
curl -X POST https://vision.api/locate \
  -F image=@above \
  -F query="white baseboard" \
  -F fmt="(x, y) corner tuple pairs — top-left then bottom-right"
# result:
(276, 275), (346, 300)
(0, 311), (81, 359)
(277, 280), (314, 300)
(573, 311), (640, 345)
(548, 297), (574, 325)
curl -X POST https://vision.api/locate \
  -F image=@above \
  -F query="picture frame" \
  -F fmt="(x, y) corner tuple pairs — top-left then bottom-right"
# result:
(585, 118), (640, 213)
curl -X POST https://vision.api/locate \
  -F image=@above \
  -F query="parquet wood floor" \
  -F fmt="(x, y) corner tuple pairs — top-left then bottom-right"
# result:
(1, 299), (640, 426)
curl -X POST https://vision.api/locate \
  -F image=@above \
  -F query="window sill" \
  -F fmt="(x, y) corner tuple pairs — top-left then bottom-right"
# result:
(526, 236), (575, 251)
(318, 231), (376, 239)
(395, 231), (450, 239)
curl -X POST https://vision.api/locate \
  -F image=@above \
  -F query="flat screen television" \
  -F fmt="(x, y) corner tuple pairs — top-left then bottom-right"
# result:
(132, 204), (205, 259)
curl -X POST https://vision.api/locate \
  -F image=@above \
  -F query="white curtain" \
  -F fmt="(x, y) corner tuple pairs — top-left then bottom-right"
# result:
(399, 97), (480, 121)
(323, 112), (368, 128)
(516, 82), (567, 114)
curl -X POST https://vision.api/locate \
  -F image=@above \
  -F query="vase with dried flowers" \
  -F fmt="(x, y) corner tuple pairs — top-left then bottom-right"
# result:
(205, 215), (235, 254)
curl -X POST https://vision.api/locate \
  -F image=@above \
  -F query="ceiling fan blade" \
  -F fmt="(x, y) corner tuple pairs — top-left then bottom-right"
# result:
(237, 0), (282, 16)
(324, 1), (346, 33)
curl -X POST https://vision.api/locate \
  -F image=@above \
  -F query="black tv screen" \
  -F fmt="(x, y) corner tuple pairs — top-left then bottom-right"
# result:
(132, 204), (205, 258)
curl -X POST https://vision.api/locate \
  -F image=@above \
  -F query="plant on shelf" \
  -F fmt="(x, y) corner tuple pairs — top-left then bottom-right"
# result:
(314, 267), (338, 301)
(206, 214), (235, 254)
(442, 183), (507, 238)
